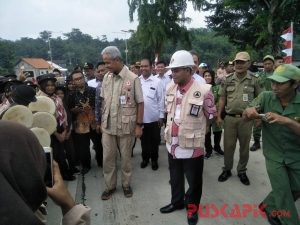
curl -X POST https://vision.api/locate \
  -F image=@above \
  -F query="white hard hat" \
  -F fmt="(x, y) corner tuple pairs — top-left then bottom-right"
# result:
(166, 50), (195, 69)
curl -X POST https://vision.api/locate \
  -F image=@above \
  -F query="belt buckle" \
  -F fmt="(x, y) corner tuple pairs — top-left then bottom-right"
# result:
(235, 114), (241, 118)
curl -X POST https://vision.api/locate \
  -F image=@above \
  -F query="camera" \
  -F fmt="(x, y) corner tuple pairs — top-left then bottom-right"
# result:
(43, 147), (54, 187)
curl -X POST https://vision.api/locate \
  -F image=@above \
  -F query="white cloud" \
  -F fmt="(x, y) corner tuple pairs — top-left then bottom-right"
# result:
(0, 0), (208, 41)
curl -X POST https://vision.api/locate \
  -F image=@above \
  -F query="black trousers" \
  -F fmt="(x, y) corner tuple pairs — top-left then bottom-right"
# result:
(140, 121), (161, 162)
(168, 153), (204, 208)
(90, 129), (103, 167)
(64, 134), (77, 169)
(73, 133), (91, 169)
(50, 135), (70, 177)
(205, 131), (222, 154)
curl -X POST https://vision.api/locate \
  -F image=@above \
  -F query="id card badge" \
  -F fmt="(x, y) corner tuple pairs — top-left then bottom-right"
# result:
(120, 95), (127, 105)
(242, 94), (248, 102)
(190, 104), (200, 116)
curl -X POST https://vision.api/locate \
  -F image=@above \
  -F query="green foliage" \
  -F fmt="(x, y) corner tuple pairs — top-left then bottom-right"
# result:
(128, 0), (199, 55)
(0, 39), (16, 74)
(204, 0), (300, 56)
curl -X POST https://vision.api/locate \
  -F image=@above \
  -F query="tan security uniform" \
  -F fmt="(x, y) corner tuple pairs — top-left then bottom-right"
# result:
(165, 82), (211, 149)
(219, 72), (262, 173)
(101, 66), (143, 189)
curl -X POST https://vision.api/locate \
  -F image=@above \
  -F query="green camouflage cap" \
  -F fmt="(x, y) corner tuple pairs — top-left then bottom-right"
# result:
(268, 64), (300, 83)
(263, 55), (274, 62)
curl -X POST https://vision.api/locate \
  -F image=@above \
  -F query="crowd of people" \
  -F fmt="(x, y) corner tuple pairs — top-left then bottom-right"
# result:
(0, 46), (299, 225)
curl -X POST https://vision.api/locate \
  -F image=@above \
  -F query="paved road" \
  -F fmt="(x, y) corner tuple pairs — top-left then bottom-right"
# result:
(47, 138), (299, 225)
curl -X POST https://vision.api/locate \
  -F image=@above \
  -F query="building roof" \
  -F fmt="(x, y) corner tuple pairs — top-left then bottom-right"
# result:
(47, 61), (68, 72)
(22, 58), (51, 69)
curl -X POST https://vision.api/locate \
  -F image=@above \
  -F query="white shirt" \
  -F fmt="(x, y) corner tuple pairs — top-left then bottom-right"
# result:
(192, 73), (206, 84)
(140, 75), (165, 123)
(154, 73), (172, 92)
(87, 78), (99, 88)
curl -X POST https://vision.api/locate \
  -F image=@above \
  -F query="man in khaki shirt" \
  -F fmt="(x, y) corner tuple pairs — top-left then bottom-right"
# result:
(100, 46), (144, 200)
(216, 51), (263, 185)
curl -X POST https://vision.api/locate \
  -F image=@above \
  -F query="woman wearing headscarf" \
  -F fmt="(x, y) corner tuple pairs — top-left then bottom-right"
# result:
(0, 121), (90, 225)
(37, 74), (75, 180)
(203, 70), (224, 158)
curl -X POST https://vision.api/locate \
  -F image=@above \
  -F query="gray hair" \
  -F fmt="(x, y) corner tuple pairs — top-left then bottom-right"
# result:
(101, 46), (122, 60)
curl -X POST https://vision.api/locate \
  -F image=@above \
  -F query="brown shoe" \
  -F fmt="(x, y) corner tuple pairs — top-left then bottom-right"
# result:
(122, 186), (133, 198)
(101, 188), (116, 200)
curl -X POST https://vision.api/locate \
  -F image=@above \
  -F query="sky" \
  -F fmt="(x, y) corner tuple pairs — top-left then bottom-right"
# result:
(0, 0), (209, 41)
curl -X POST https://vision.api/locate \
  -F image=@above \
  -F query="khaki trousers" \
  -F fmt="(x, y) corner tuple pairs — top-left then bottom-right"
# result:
(223, 116), (253, 173)
(102, 132), (134, 190)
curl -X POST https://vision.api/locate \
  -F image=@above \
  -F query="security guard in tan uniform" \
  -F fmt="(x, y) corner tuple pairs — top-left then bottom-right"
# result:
(216, 51), (263, 185)
(100, 46), (144, 200)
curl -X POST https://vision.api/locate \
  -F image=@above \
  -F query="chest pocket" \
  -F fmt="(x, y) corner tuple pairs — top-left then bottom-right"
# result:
(226, 85), (236, 102)
(166, 95), (175, 113)
(188, 99), (203, 118)
(147, 88), (156, 99)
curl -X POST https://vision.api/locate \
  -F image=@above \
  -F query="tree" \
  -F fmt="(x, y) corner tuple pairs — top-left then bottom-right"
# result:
(204, 0), (300, 56)
(0, 39), (16, 74)
(128, 0), (202, 57)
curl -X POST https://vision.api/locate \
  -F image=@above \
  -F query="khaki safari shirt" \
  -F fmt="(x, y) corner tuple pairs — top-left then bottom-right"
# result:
(250, 91), (300, 164)
(100, 66), (143, 136)
(219, 72), (263, 114)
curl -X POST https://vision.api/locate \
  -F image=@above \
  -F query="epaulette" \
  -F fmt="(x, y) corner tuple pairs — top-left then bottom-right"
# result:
(225, 73), (234, 78)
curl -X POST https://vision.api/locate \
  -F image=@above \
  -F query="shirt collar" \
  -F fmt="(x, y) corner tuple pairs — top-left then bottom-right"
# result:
(232, 72), (252, 81)
(178, 79), (194, 95)
(140, 74), (154, 81)
(117, 65), (127, 79)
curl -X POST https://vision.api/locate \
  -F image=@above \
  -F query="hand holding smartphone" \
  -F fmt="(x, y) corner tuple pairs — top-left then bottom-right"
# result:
(43, 147), (54, 187)
(259, 114), (268, 122)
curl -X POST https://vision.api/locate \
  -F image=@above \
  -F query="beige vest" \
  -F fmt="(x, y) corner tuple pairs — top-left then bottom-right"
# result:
(101, 69), (137, 135)
(165, 81), (211, 149)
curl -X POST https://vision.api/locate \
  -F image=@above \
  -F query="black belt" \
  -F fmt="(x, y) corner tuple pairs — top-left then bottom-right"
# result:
(226, 113), (243, 118)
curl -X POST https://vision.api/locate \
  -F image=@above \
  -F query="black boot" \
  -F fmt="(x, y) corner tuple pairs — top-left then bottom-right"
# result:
(250, 140), (261, 151)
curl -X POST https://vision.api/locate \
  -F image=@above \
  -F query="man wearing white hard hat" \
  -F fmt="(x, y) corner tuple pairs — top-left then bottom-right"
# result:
(159, 50), (217, 225)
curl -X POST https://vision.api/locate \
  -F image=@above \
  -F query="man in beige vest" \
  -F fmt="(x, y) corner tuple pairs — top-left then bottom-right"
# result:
(160, 50), (217, 225)
(100, 46), (144, 200)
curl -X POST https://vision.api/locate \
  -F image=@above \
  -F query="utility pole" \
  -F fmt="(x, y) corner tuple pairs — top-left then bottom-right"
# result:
(47, 31), (53, 64)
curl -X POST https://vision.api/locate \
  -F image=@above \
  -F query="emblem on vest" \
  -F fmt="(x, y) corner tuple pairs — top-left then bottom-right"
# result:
(193, 91), (201, 98)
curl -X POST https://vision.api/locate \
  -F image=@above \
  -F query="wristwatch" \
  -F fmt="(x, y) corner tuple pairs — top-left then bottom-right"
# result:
(136, 122), (143, 127)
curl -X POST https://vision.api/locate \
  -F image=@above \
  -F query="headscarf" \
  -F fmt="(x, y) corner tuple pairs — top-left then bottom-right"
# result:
(0, 121), (47, 225)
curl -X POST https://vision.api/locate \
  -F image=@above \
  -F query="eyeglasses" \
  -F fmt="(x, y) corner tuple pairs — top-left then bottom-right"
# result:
(73, 76), (84, 81)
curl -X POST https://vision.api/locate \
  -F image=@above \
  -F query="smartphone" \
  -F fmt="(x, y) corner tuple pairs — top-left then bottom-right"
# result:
(43, 147), (54, 187)
(259, 114), (268, 122)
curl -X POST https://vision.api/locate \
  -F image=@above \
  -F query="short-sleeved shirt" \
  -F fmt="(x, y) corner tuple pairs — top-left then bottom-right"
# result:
(219, 72), (263, 114)
(258, 70), (273, 91)
(250, 91), (300, 163)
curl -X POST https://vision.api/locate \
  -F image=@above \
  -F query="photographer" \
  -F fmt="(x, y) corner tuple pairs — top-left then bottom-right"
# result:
(0, 121), (90, 225)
